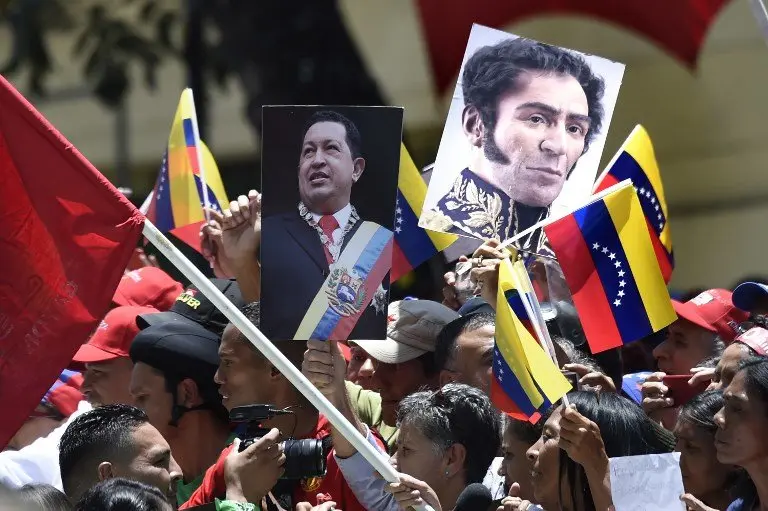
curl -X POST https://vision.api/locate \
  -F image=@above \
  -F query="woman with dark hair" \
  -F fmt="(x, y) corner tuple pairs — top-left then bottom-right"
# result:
(497, 416), (543, 503)
(75, 478), (173, 511)
(714, 357), (768, 510)
(675, 391), (738, 510)
(17, 484), (72, 511)
(710, 327), (768, 391)
(525, 391), (672, 511)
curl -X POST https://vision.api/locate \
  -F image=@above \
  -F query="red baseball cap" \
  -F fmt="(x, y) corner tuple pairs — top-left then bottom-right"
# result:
(735, 327), (768, 356)
(112, 268), (183, 311)
(672, 289), (748, 343)
(73, 306), (159, 363)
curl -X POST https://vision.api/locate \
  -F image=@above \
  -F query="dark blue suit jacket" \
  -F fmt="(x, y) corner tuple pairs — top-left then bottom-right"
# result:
(260, 210), (388, 340)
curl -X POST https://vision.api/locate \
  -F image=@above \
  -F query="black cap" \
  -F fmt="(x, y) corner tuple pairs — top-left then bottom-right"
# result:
(458, 297), (494, 316)
(130, 321), (221, 382)
(136, 278), (245, 336)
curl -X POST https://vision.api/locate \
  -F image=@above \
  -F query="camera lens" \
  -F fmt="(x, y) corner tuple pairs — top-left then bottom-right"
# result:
(280, 439), (326, 480)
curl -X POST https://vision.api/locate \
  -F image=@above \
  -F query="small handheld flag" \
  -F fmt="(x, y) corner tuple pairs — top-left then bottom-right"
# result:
(392, 145), (458, 282)
(146, 89), (229, 251)
(594, 125), (673, 282)
(491, 259), (572, 423)
(545, 181), (677, 353)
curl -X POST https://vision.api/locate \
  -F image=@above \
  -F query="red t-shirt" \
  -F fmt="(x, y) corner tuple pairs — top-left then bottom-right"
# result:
(180, 415), (382, 510)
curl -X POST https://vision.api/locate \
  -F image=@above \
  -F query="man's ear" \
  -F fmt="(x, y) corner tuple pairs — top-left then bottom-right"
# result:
(439, 369), (458, 388)
(97, 461), (114, 482)
(177, 378), (203, 408)
(352, 157), (366, 183)
(462, 105), (485, 148)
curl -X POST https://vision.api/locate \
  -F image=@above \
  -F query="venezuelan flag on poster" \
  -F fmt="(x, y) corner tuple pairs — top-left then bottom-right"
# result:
(544, 181), (677, 353)
(145, 89), (229, 250)
(491, 259), (572, 423)
(391, 145), (457, 282)
(594, 125), (673, 283)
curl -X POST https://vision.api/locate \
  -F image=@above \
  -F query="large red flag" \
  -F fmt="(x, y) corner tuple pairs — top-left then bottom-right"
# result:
(0, 74), (144, 448)
(416, 0), (735, 93)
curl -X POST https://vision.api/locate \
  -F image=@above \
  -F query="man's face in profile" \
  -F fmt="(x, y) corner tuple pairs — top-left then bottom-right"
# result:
(298, 121), (363, 214)
(472, 71), (591, 208)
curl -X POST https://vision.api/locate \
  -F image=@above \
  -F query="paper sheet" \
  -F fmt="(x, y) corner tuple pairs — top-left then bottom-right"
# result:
(609, 452), (685, 511)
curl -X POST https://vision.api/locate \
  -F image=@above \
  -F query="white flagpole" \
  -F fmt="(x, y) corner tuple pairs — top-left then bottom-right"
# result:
(751, 0), (768, 46)
(183, 88), (212, 222)
(141, 220), (433, 511)
(139, 190), (154, 215)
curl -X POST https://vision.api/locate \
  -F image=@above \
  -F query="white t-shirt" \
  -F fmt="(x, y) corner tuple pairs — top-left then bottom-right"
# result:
(0, 400), (92, 490)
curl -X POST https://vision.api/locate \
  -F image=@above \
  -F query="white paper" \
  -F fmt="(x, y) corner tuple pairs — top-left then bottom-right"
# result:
(609, 453), (685, 511)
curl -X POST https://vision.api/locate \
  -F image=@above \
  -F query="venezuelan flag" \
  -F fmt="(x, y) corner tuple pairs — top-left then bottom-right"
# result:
(391, 145), (457, 282)
(146, 89), (229, 250)
(593, 125), (673, 283)
(544, 181), (677, 353)
(491, 259), (572, 423)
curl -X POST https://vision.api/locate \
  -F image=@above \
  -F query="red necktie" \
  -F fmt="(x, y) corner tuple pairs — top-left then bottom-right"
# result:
(318, 215), (339, 264)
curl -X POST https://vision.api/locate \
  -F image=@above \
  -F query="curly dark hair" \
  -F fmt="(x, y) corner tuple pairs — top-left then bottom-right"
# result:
(462, 37), (605, 152)
(397, 383), (501, 485)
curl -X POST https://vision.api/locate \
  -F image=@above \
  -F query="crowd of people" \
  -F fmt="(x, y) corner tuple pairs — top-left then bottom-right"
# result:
(2, 177), (767, 511)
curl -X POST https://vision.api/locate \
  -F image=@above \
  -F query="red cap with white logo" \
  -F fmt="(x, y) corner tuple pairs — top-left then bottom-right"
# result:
(112, 267), (183, 311)
(73, 306), (159, 363)
(672, 289), (748, 343)
(735, 327), (768, 356)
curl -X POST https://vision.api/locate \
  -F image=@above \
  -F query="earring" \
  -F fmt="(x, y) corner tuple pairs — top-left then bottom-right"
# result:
(444, 470), (449, 477)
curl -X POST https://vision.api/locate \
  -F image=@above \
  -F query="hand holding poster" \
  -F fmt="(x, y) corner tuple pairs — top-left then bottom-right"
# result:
(420, 24), (625, 253)
(260, 106), (403, 341)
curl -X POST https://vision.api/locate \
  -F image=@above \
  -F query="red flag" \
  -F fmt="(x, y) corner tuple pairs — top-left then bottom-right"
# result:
(0, 74), (144, 449)
(416, 0), (735, 93)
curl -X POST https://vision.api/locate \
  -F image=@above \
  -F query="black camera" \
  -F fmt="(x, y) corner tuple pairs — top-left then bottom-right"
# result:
(229, 405), (327, 480)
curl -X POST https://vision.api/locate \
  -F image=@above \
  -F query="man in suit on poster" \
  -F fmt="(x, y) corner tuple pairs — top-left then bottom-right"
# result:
(261, 110), (391, 340)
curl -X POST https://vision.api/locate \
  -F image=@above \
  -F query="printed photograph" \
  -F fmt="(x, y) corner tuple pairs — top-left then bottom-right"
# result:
(420, 24), (625, 255)
(260, 106), (403, 341)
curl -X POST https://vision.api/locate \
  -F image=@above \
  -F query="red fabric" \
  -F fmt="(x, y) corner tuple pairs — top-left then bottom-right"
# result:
(112, 267), (183, 311)
(180, 415), (384, 510)
(170, 221), (204, 254)
(318, 215), (339, 265)
(390, 241), (412, 283)
(0, 75), (144, 449)
(415, 0), (735, 93)
(544, 213), (623, 353)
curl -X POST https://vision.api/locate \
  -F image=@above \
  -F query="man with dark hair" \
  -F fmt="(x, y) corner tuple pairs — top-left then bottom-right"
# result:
(58, 404), (182, 505)
(61, 403), (281, 509)
(129, 321), (233, 504)
(182, 303), (379, 511)
(425, 37), (606, 250)
(435, 312), (496, 395)
(260, 109), (390, 341)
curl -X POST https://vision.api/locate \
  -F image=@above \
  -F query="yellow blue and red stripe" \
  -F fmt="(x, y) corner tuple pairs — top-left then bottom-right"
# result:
(295, 222), (393, 341)
(392, 145), (457, 282)
(544, 182), (677, 353)
(146, 89), (228, 249)
(594, 125), (673, 283)
(491, 259), (572, 423)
